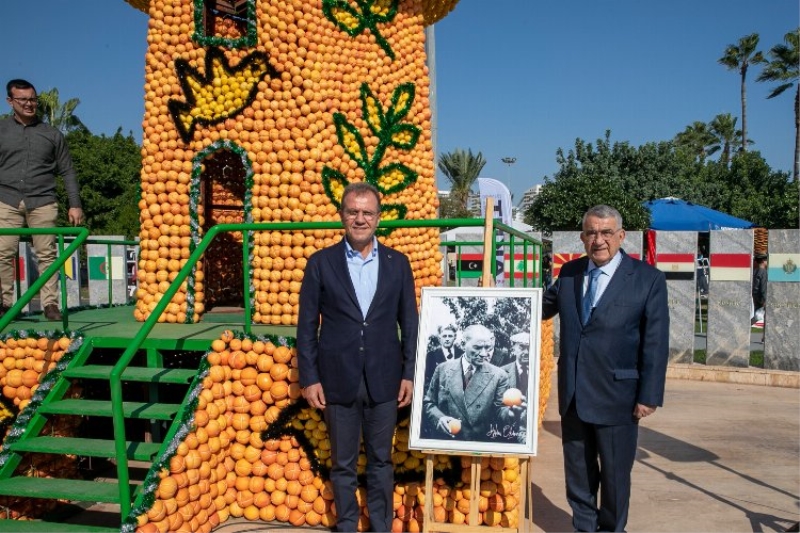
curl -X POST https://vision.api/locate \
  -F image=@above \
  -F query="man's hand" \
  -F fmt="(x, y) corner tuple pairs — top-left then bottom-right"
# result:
(397, 379), (413, 407)
(634, 403), (657, 419)
(68, 208), (84, 226)
(302, 383), (326, 410)
(436, 416), (458, 437)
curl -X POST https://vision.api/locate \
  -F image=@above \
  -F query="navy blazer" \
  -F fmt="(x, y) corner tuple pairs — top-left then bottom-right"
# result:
(297, 239), (419, 404)
(542, 252), (669, 425)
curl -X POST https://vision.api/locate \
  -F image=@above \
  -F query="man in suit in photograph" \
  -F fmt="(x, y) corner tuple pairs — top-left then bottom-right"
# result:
(297, 182), (418, 532)
(542, 204), (669, 532)
(423, 324), (516, 442)
(424, 323), (463, 384)
(501, 331), (531, 443)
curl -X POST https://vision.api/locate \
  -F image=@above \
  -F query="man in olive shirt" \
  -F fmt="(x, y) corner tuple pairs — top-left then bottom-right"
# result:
(0, 79), (83, 320)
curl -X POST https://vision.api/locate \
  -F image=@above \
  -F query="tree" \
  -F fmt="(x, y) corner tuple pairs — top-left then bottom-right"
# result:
(437, 149), (486, 214)
(59, 129), (141, 238)
(674, 121), (716, 162)
(757, 29), (800, 180)
(36, 88), (88, 134)
(708, 113), (746, 166)
(719, 151), (799, 228)
(524, 133), (651, 232)
(718, 33), (766, 153)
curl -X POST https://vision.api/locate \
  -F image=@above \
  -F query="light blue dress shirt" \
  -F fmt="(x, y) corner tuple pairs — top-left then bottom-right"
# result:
(584, 251), (623, 308)
(345, 237), (379, 318)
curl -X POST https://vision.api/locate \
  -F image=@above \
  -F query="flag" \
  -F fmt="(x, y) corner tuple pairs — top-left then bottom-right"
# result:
(709, 253), (751, 282)
(656, 253), (695, 280)
(63, 254), (79, 280)
(552, 253), (584, 280)
(88, 256), (125, 281)
(456, 253), (483, 279)
(503, 253), (539, 280)
(768, 253), (800, 283)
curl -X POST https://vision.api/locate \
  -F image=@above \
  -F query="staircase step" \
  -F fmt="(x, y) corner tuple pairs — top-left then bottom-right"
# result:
(38, 399), (181, 420)
(62, 365), (196, 384)
(6, 436), (161, 461)
(0, 477), (121, 503)
(0, 519), (118, 532)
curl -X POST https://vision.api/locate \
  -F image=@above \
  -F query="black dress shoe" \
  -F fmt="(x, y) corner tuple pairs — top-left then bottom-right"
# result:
(44, 304), (62, 321)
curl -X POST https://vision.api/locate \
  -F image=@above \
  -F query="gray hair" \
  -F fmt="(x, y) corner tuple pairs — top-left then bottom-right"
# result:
(462, 324), (494, 344)
(341, 182), (381, 211)
(582, 205), (623, 229)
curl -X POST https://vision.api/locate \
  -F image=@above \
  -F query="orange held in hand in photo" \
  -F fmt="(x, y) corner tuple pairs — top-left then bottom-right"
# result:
(502, 388), (523, 407)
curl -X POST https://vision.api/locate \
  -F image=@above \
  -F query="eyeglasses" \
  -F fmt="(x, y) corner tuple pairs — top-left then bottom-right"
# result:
(11, 97), (38, 105)
(582, 229), (621, 241)
(342, 209), (378, 220)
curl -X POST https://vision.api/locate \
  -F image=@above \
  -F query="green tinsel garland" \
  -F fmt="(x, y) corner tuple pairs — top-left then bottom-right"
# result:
(0, 330), (82, 469)
(187, 140), (256, 323)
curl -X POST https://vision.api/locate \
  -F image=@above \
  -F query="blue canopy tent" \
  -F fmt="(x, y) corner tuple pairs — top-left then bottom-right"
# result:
(643, 197), (756, 231)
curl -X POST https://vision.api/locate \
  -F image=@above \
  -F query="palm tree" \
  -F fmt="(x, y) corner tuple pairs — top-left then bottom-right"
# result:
(36, 88), (88, 134)
(718, 33), (766, 153)
(437, 148), (486, 214)
(674, 121), (716, 162)
(757, 29), (800, 180)
(708, 113), (746, 166)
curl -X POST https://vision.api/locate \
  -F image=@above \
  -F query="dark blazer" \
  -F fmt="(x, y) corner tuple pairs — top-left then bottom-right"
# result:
(423, 358), (510, 441)
(297, 239), (418, 404)
(424, 344), (463, 383)
(542, 252), (669, 425)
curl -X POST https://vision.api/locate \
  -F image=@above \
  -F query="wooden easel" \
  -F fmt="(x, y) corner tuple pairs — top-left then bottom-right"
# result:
(421, 202), (534, 533)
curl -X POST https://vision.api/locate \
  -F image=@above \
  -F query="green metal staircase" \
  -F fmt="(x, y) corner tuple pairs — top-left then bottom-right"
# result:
(0, 336), (207, 532)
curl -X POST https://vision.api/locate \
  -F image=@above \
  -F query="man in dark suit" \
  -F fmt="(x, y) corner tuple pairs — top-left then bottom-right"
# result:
(501, 332), (530, 443)
(423, 324), (516, 442)
(424, 324), (463, 384)
(542, 205), (669, 532)
(297, 182), (418, 532)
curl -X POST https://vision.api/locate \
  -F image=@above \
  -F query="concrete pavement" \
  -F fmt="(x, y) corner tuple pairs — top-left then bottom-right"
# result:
(531, 375), (800, 532)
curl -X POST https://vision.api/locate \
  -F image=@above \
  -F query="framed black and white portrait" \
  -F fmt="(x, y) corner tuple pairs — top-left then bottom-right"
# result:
(409, 286), (542, 455)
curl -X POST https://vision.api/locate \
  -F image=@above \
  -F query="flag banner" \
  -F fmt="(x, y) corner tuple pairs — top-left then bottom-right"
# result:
(709, 253), (751, 281)
(768, 253), (800, 283)
(478, 178), (512, 286)
(456, 253), (483, 278)
(552, 253), (584, 280)
(62, 254), (79, 280)
(14, 257), (25, 282)
(477, 178), (512, 227)
(656, 253), (695, 281)
(503, 253), (539, 279)
(88, 256), (125, 281)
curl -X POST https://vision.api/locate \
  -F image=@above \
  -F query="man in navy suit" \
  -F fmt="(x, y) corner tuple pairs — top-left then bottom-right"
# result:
(542, 205), (669, 532)
(424, 324), (463, 384)
(297, 182), (418, 532)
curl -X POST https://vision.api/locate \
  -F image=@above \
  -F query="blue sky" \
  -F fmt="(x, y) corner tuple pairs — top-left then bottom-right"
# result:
(1, 1), (796, 200)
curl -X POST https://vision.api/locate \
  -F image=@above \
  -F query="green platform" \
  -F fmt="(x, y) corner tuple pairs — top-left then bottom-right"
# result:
(1, 304), (297, 344)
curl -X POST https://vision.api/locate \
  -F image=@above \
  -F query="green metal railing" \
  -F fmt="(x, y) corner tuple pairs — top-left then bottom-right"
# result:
(1, 219), (541, 519)
(0, 227), (90, 331)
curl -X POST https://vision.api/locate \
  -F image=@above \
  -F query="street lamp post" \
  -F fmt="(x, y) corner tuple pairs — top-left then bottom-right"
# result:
(501, 157), (516, 194)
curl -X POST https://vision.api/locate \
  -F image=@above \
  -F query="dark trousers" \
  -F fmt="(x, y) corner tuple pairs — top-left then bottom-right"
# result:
(324, 375), (397, 532)
(561, 401), (639, 532)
